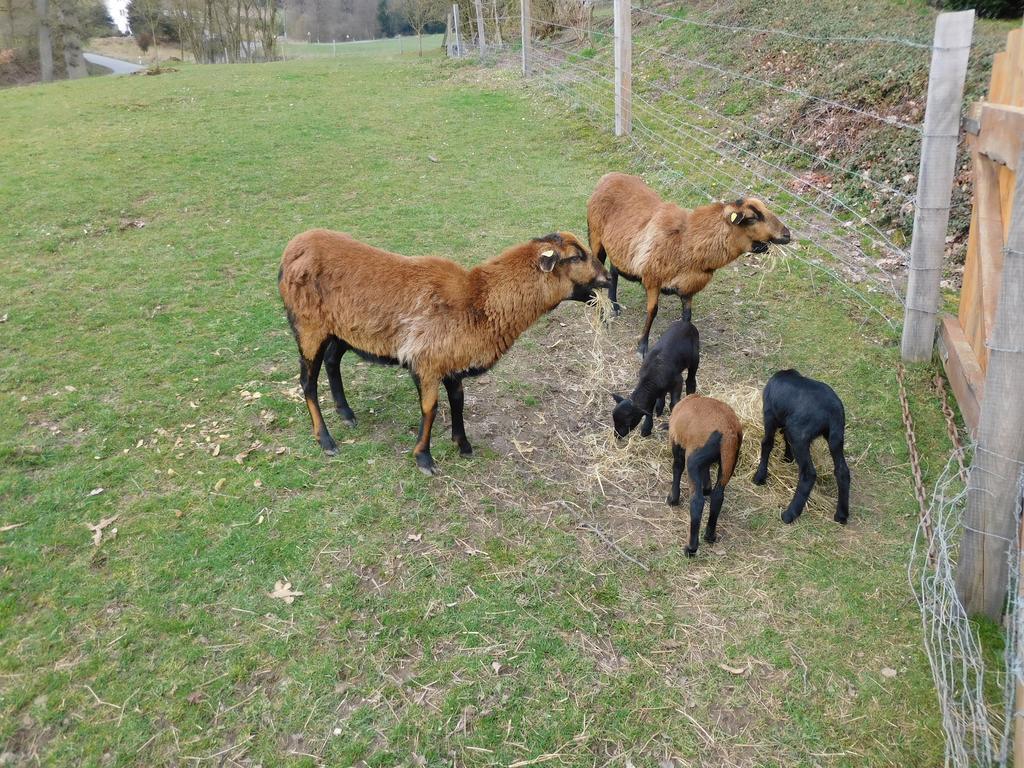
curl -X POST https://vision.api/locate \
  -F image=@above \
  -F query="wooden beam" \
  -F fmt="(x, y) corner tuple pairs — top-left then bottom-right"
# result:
(958, 144), (1024, 620)
(937, 314), (985, 436)
(613, 0), (631, 136)
(901, 10), (975, 361)
(975, 103), (1024, 171)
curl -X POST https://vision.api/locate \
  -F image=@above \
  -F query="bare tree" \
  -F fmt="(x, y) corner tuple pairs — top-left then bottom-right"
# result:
(35, 0), (52, 80)
(399, 0), (437, 54)
(56, 0), (88, 78)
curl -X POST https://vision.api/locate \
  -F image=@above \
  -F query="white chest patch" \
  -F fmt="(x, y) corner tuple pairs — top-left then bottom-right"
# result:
(631, 220), (660, 275)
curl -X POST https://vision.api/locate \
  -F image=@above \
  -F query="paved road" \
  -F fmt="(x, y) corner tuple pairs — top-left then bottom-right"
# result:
(84, 52), (145, 75)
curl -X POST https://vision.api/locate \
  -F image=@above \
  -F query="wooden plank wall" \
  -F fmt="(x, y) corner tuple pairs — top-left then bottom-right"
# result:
(958, 29), (1022, 371)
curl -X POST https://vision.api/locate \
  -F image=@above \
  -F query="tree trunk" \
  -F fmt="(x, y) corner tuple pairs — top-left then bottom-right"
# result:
(418, 30), (422, 55)
(491, 0), (501, 46)
(57, 0), (89, 79)
(36, 0), (53, 82)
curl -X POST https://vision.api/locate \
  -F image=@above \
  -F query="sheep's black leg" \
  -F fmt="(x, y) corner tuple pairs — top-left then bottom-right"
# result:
(829, 432), (851, 524)
(782, 432), (794, 463)
(705, 465), (724, 543)
(680, 294), (692, 322)
(684, 366), (697, 396)
(443, 375), (472, 456)
(667, 443), (685, 506)
(638, 287), (659, 359)
(411, 373), (440, 476)
(670, 379), (684, 408)
(753, 411), (779, 485)
(608, 267), (622, 315)
(654, 395), (666, 417)
(685, 459), (706, 556)
(300, 344), (337, 456)
(323, 337), (357, 427)
(640, 411), (654, 437)
(782, 438), (816, 524)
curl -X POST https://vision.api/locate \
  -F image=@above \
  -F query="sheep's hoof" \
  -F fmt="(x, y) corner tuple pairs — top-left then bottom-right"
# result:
(834, 511), (849, 525)
(684, 546), (698, 557)
(704, 532), (718, 543)
(666, 495), (680, 507)
(415, 453), (439, 476)
(752, 470), (767, 486)
(319, 434), (339, 456)
(337, 409), (357, 427)
(781, 509), (799, 524)
(455, 439), (473, 457)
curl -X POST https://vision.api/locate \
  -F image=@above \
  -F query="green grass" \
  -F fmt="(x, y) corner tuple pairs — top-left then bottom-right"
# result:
(281, 34), (446, 58)
(0, 49), (961, 765)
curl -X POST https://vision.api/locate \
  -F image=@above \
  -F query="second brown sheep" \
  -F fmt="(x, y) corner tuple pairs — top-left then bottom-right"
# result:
(587, 172), (791, 357)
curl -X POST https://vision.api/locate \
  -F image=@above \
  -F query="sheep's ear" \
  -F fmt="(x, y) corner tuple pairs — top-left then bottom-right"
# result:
(728, 209), (746, 226)
(611, 393), (625, 404)
(538, 248), (558, 272)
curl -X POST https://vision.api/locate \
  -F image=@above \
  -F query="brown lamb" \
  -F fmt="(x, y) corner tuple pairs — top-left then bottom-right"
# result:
(667, 394), (744, 556)
(278, 229), (610, 475)
(587, 172), (791, 356)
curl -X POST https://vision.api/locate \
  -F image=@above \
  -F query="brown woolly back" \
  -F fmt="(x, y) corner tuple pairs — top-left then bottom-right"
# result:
(587, 173), (789, 297)
(278, 229), (604, 381)
(668, 394), (744, 486)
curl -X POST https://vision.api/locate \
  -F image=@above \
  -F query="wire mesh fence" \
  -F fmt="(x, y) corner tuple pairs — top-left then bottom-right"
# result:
(910, 455), (1023, 768)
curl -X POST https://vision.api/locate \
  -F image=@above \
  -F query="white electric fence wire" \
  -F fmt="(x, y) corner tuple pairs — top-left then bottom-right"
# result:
(632, 5), (933, 49)
(632, 42), (923, 131)
(528, 40), (906, 311)
(527, 43), (902, 327)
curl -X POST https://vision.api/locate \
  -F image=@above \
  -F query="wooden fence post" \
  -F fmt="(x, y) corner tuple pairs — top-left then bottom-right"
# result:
(612, 0), (631, 136)
(473, 0), (486, 56)
(452, 4), (462, 57)
(520, 0), (530, 75)
(957, 146), (1024, 619)
(901, 10), (975, 362)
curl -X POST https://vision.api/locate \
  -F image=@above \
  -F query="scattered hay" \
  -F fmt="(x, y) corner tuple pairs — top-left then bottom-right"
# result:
(704, 382), (840, 517)
(559, 370), (841, 521)
(580, 291), (618, 409)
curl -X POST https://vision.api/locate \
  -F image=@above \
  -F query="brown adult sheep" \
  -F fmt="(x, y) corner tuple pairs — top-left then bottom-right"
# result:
(667, 394), (744, 556)
(278, 229), (610, 475)
(587, 172), (792, 357)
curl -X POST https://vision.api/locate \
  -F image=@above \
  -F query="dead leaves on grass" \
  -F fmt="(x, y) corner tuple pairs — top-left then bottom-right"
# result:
(86, 515), (119, 547)
(269, 580), (303, 604)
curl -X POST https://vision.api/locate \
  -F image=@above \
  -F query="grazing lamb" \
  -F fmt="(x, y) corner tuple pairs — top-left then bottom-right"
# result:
(667, 394), (743, 556)
(278, 229), (610, 475)
(587, 172), (791, 356)
(611, 318), (700, 438)
(752, 369), (851, 524)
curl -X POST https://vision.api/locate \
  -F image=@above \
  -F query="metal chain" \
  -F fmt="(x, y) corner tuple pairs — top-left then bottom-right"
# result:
(934, 374), (969, 485)
(898, 363), (934, 561)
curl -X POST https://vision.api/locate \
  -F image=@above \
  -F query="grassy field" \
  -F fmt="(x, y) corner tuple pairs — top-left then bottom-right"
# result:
(0, 45), (962, 766)
(281, 34), (446, 58)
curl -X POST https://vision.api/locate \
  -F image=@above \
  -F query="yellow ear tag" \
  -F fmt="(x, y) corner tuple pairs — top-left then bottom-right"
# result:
(540, 249), (555, 257)
(730, 212), (740, 223)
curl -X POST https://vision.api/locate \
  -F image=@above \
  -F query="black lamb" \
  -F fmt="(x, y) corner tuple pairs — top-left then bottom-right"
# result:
(752, 369), (851, 524)
(612, 318), (700, 438)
